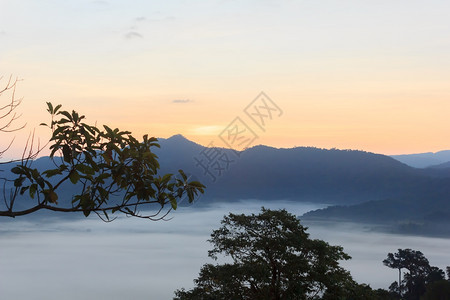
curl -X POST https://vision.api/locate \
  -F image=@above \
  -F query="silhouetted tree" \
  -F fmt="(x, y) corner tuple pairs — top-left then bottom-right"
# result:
(374, 288), (401, 300)
(422, 280), (450, 300)
(383, 249), (445, 300)
(383, 250), (406, 297)
(1, 101), (204, 220)
(174, 208), (367, 300)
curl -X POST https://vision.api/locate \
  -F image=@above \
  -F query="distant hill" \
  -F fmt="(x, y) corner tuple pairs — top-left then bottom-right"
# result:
(427, 161), (450, 169)
(2, 134), (450, 236)
(157, 136), (450, 236)
(390, 150), (450, 168)
(302, 193), (450, 237)
(154, 136), (442, 203)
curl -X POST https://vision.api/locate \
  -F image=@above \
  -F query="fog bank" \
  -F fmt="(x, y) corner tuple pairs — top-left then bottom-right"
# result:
(1, 200), (449, 299)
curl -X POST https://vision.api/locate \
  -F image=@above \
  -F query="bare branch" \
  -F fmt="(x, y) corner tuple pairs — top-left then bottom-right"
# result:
(0, 76), (25, 133)
(0, 76), (46, 164)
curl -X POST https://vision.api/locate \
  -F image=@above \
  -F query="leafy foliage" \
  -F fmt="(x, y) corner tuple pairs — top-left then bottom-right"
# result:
(174, 208), (364, 300)
(383, 249), (446, 300)
(1, 102), (205, 220)
(421, 280), (450, 300)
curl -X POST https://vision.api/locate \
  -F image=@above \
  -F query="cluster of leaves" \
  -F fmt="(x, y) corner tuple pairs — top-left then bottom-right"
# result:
(2, 103), (204, 219)
(383, 249), (450, 300)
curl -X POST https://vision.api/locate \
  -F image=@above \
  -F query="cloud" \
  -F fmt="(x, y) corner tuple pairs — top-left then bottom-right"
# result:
(135, 17), (147, 22)
(3, 200), (450, 299)
(124, 31), (143, 39)
(91, 0), (109, 6)
(172, 99), (192, 104)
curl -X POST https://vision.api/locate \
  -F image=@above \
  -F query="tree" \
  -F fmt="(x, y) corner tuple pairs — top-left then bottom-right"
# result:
(383, 249), (445, 300)
(373, 288), (400, 300)
(422, 280), (450, 300)
(174, 208), (362, 300)
(1, 102), (205, 220)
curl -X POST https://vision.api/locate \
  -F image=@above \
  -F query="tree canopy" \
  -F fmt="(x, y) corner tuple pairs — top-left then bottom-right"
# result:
(174, 208), (370, 300)
(383, 248), (447, 300)
(0, 97), (205, 220)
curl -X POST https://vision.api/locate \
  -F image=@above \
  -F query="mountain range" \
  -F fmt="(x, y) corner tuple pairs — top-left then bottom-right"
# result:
(2, 134), (450, 236)
(158, 135), (450, 237)
(390, 150), (450, 168)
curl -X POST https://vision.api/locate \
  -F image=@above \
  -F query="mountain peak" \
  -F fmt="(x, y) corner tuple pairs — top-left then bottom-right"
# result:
(157, 134), (204, 151)
(166, 134), (189, 142)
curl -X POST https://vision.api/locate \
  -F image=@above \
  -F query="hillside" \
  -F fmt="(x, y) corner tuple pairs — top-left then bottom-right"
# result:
(155, 136), (443, 204)
(391, 150), (450, 168)
(2, 135), (450, 236)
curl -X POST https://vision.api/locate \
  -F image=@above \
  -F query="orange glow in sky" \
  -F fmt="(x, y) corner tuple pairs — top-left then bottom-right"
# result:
(2, 1), (450, 158)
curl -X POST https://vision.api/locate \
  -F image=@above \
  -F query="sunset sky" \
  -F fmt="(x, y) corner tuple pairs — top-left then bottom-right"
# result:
(2, 0), (450, 157)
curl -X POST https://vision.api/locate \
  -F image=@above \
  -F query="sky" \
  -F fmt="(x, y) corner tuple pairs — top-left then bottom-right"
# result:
(2, 0), (450, 157)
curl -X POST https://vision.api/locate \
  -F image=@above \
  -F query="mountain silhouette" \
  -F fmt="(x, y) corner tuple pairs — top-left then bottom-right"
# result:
(391, 150), (450, 168)
(154, 136), (435, 203)
(2, 134), (449, 235)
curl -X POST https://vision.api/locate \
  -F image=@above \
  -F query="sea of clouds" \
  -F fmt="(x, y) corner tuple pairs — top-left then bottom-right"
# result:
(1, 200), (449, 299)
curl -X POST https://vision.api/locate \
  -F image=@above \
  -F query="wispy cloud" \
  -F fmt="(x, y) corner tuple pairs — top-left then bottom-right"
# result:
(124, 31), (143, 39)
(135, 17), (146, 22)
(91, 0), (109, 6)
(172, 99), (192, 104)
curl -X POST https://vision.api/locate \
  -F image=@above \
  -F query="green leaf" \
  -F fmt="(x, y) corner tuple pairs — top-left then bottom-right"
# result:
(11, 166), (23, 175)
(58, 110), (73, 121)
(58, 118), (71, 124)
(170, 196), (178, 210)
(45, 190), (58, 204)
(20, 186), (29, 195)
(103, 125), (114, 136)
(161, 173), (172, 185)
(75, 164), (95, 175)
(177, 188), (183, 198)
(29, 184), (37, 198)
(69, 170), (80, 184)
(178, 169), (187, 181)
(36, 177), (45, 189)
(52, 125), (69, 137)
(187, 189), (194, 202)
(62, 144), (72, 163)
(43, 168), (63, 178)
(31, 168), (40, 180)
(54, 104), (62, 113)
(97, 186), (108, 199)
(14, 177), (25, 187)
(47, 102), (54, 114)
(94, 173), (110, 184)
(189, 181), (206, 192)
